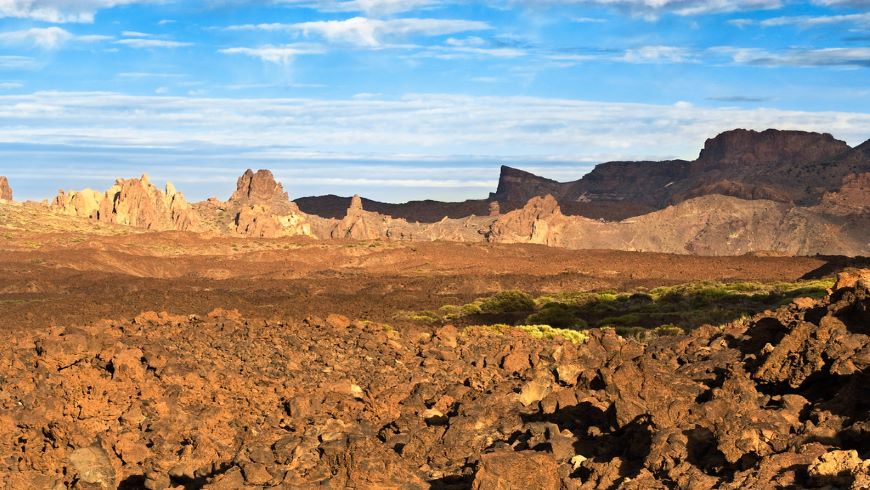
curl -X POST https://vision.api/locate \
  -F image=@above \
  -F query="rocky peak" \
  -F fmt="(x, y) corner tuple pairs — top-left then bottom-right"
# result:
(0, 176), (11, 201)
(485, 195), (566, 246)
(349, 194), (364, 212)
(697, 129), (851, 167)
(231, 169), (289, 206)
(490, 165), (563, 203)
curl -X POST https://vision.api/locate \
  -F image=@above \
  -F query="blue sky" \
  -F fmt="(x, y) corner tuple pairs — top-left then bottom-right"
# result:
(0, 0), (868, 202)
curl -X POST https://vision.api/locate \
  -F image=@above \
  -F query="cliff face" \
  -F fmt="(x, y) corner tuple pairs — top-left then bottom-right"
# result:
(695, 129), (851, 167)
(52, 175), (202, 232)
(489, 166), (563, 204)
(486, 129), (869, 220)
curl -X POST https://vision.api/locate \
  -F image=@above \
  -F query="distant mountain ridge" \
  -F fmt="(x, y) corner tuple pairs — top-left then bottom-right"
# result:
(297, 129), (869, 221)
(14, 127), (870, 256)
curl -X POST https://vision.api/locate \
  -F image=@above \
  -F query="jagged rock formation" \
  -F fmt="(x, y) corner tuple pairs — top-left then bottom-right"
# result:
(486, 195), (571, 246)
(3, 273), (868, 488)
(215, 169), (314, 238)
(0, 176), (11, 201)
(230, 169), (292, 211)
(53, 175), (201, 231)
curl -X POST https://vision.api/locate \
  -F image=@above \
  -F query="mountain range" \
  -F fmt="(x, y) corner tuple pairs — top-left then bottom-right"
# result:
(3, 128), (868, 256)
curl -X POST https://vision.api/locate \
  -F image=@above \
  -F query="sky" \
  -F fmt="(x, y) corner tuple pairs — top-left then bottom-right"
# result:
(0, 0), (868, 202)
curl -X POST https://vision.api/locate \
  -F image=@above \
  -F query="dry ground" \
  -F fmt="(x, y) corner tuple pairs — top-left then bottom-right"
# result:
(0, 214), (856, 332)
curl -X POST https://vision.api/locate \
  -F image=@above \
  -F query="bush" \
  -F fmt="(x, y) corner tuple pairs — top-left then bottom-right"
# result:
(653, 324), (685, 337)
(524, 303), (587, 329)
(517, 325), (589, 344)
(479, 291), (536, 314)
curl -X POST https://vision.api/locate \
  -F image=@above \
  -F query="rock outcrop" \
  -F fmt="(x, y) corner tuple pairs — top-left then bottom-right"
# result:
(330, 195), (388, 240)
(230, 169), (291, 211)
(0, 176), (11, 201)
(53, 175), (202, 231)
(486, 195), (571, 246)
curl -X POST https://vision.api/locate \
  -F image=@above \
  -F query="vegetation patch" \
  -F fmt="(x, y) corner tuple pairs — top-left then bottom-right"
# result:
(464, 323), (589, 344)
(410, 278), (834, 338)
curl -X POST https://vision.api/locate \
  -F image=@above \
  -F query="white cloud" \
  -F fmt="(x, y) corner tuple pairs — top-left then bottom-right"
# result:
(760, 12), (870, 27)
(115, 38), (191, 48)
(622, 45), (694, 63)
(0, 27), (109, 49)
(512, 0), (783, 19)
(231, 17), (491, 47)
(122, 30), (151, 37)
(0, 55), (38, 70)
(0, 81), (23, 89)
(715, 46), (870, 68)
(276, 0), (443, 15)
(0, 0), (159, 23)
(812, 0), (870, 7)
(572, 16), (606, 23)
(0, 27), (72, 49)
(220, 44), (325, 64)
(0, 91), (866, 168)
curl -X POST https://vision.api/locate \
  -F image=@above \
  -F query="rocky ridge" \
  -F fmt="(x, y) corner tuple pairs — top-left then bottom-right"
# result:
(0, 176), (11, 201)
(296, 129), (868, 222)
(44, 168), (870, 256)
(2, 271), (868, 489)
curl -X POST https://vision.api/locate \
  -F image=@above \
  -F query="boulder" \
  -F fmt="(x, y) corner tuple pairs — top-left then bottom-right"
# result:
(472, 451), (560, 490)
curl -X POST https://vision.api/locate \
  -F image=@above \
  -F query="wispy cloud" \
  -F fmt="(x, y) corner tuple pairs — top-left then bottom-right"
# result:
(229, 17), (491, 47)
(219, 44), (325, 64)
(0, 55), (38, 70)
(0, 0), (159, 23)
(621, 45), (694, 63)
(0, 91), (866, 164)
(731, 12), (870, 28)
(115, 38), (191, 48)
(0, 27), (109, 49)
(715, 46), (870, 68)
(707, 95), (771, 102)
(277, 0), (444, 15)
(513, 0), (784, 19)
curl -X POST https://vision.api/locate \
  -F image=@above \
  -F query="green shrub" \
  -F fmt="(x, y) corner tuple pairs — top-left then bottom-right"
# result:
(517, 325), (589, 344)
(479, 291), (536, 314)
(524, 303), (587, 328)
